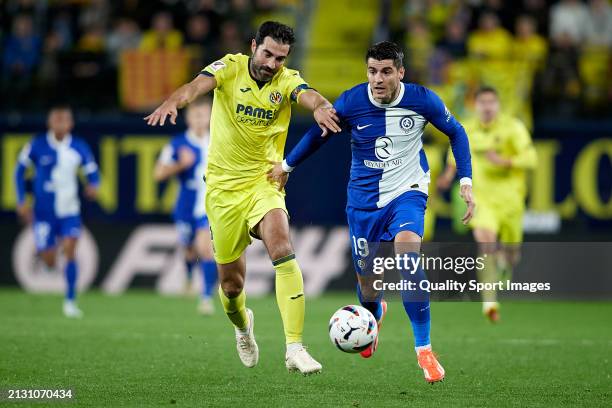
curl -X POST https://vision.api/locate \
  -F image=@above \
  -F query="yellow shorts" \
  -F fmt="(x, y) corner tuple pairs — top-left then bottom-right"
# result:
(205, 179), (287, 264)
(470, 200), (524, 244)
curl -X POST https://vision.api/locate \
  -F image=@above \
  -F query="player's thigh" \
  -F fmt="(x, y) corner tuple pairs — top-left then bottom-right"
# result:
(470, 201), (499, 241)
(499, 207), (524, 245)
(246, 181), (287, 235)
(217, 254), (246, 297)
(33, 217), (57, 253)
(246, 181), (291, 257)
(385, 191), (427, 254)
(193, 221), (214, 260)
(175, 219), (195, 248)
(347, 205), (385, 277)
(257, 208), (293, 261)
(205, 188), (251, 264)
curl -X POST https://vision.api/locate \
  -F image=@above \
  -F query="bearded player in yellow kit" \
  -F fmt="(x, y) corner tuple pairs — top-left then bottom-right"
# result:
(145, 21), (341, 374)
(438, 86), (536, 322)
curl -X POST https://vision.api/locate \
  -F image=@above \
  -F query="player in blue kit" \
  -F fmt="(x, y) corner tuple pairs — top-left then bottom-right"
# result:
(14, 105), (100, 318)
(154, 98), (218, 315)
(269, 42), (475, 383)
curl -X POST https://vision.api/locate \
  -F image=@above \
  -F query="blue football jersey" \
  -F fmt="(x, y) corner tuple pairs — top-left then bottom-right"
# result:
(158, 131), (209, 220)
(333, 82), (471, 210)
(15, 132), (100, 218)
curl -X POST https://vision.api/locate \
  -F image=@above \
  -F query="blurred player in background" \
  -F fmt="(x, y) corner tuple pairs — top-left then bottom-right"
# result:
(14, 105), (100, 318)
(438, 86), (536, 322)
(154, 97), (217, 315)
(145, 21), (340, 374)
(270, 41), (474, 383)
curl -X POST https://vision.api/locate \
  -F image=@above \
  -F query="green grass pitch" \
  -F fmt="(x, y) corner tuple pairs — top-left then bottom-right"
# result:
(1, 289), (610, 407)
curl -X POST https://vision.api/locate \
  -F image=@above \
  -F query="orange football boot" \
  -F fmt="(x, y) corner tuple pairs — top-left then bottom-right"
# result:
(360, 300), (387, 358)
(417, 348), (445, 383)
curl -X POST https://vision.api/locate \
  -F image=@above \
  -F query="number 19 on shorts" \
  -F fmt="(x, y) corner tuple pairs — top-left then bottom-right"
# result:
(352, 235), (369, 257)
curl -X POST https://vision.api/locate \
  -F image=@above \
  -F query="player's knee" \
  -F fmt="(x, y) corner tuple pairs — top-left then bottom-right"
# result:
(184, 246), (196, 261)
(220, 279), (243, 298)
(195, 243), (214, 260)
(63, 247), (76, 261)
(40, 250), (56, 267)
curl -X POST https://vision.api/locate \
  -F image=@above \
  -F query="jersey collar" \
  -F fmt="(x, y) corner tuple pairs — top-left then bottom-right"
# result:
(367, 82), (405, 108)
(47, 131), (72, 149)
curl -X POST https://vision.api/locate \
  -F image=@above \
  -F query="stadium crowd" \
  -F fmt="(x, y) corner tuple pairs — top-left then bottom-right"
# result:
(0, 0), (282, 110)
(398, 0), (612, 121)
(1, 0), (611, 118)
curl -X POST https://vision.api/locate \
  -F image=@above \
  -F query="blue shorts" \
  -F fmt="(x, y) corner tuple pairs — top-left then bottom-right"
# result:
(175, 215), (209, 246)
(33, 215), (81, 251)
(347, 190), (427, 275)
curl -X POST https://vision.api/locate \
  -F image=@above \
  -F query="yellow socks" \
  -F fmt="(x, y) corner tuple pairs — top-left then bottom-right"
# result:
(273, 255), (305, 344)
(478, 253), (499, 304)
(218, 286), (248, 330)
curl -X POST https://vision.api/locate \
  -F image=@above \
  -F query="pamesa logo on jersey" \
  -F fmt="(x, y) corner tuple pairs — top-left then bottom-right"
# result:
(399, 115), (415, 132)
(235, 103), (277, 126)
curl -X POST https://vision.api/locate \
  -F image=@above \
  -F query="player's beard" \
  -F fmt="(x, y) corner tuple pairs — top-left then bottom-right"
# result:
(250, 60), (276, 82)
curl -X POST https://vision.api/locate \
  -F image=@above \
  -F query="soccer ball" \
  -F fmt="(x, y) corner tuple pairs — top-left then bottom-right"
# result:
(328, 305), (378, 353)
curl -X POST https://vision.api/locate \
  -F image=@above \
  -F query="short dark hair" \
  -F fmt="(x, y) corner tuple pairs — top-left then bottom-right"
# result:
(254, 21), (295, 49)
(366, 41), (404, 68)
(475, 86), (498, 98)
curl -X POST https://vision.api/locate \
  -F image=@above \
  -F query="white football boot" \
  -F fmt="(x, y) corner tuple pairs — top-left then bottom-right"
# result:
(197, 298), (215, 316)
(285, 345), (322, 375)
(63, 300), (83, 318)
(235, 308), (259, 367)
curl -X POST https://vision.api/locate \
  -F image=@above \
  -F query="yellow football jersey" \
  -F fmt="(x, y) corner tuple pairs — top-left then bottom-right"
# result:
(201, 53), (309, 190)
(448, 114), (536, 208)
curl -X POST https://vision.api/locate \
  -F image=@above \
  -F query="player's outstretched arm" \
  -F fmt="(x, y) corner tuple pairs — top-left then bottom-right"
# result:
(268, 91), (347, 190)
(297, 90), (341, 135)
(422, 88), (474, 223)
(145, 75), (216, 126)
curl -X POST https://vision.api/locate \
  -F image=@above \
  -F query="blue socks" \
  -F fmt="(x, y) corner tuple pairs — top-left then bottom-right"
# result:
(200, 260), (218, 299)
(400, 252), (431, 348)
(357, 283), (383, 321)
(65, 260), (78, 301)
